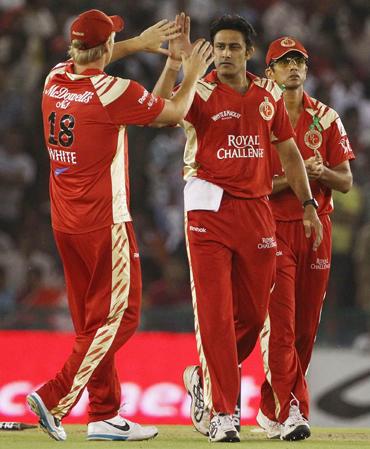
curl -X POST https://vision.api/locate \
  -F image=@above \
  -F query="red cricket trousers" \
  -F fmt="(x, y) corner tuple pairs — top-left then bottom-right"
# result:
(186, 194), (276, 415)
(260, 215), (331, 422)
(36, 222), (141, 422)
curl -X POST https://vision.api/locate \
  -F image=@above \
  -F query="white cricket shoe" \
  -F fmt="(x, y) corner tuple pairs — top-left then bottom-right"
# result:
(280, 399), (311, 441)
(209, 414), (240, 443)
(183, 365), (210, 436)
(27, 392), (67, 441)
(256, 409), (280, 439)
(87, 415), (158, 441)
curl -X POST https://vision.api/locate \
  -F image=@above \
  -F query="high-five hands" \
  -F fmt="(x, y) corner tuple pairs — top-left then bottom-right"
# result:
(168, 12), (193, 62)
(182, 39), (214, 80)
(138, 19), (182, 56)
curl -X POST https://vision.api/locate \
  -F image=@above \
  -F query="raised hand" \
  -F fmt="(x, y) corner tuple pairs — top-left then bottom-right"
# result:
(138, 20), (181, 56)
(169, 12), (193, 62)
(182, 39), (214, 81)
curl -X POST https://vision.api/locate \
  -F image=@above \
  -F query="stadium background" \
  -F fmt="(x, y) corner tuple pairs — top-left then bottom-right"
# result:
(0, 0), (369, 428)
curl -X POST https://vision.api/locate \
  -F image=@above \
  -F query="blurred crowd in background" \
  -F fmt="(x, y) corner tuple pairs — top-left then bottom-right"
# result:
(0, 0), (369, 348)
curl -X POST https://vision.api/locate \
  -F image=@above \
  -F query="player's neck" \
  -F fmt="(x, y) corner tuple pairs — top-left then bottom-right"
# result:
(218, 72), (249, 94)
(73, 58), (105, 75)
(283, 86), (304, 127)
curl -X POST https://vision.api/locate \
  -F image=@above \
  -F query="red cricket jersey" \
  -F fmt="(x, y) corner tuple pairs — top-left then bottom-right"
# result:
(181, 70), (295, 198)
(270, 92), (355, 221)
(42, 61), (164, 234)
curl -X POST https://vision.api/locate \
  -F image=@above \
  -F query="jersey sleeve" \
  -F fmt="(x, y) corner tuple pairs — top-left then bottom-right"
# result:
(325, 116), (355, 167)
(271, 97), (295, 143)
(99, 78), (165, 126)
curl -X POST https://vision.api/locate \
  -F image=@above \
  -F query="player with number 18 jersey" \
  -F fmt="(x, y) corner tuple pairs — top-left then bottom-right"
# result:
(43, 61), (163, 233)
(37, 56), (164, 423)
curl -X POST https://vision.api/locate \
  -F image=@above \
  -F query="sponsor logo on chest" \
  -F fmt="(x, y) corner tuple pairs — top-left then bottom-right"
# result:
(211, 110), (241, 121)
(217, 134), (264, 160)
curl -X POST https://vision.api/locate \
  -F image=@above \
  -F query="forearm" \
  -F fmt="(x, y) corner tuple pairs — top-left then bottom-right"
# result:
(153, 73), (197, 125)
(318, 165), (353, 193)
(277, 139), (313, 203)
(272, 175), (290, 194)
(152, 59), (181, 98)
(284, 153), (312, 202)
(110, 37), (144, 64)
(167, 74), (197, 120)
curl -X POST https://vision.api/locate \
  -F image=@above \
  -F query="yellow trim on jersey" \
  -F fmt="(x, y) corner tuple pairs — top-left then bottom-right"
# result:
(306, 98), (339, 131)
(319, 108), (339, 131)
(44, 65), (69, 89)
(196, 80), (217, 102)
(111, 127), (132, 223)
(51, 223), (130, 418)
(253, 78), (283, 102)
(92, 76), (130, 107)
(260, 313), (281, 419)
(184, 214), (213, 413)
(183, 119), (199, 180)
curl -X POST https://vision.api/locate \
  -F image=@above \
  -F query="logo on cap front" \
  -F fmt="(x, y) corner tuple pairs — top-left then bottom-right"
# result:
(259, 97), (274, 121)
(280, 38), (296, 47)
(304, 129), (322, 150)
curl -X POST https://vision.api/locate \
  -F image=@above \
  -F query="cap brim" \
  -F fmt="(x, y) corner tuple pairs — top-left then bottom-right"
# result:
(110, 15), (124, 32)
(270, 48), (308, 65)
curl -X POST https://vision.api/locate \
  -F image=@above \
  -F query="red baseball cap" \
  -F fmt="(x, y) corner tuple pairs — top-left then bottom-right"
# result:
(70, 9), (124, 50)
(265, 36), (308, 66)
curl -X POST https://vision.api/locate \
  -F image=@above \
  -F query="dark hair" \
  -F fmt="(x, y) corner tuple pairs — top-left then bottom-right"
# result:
(210, 15), (256, 49)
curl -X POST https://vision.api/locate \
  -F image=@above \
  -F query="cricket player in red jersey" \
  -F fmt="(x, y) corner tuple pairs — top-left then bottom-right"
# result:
(25, 9), (213, 442)
(154, 14), (323, 442)
(257, 37), (355, 441)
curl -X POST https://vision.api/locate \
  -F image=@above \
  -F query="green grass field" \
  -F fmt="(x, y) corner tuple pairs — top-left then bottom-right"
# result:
(1, 425), (370, 449)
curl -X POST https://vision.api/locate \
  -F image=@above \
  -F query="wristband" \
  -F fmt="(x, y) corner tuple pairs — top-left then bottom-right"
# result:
(166, 58), (182, 71)
(303, 198), (319, 209)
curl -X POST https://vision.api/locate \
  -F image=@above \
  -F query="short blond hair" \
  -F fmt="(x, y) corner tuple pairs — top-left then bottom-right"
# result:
(68, 32), (115, 65)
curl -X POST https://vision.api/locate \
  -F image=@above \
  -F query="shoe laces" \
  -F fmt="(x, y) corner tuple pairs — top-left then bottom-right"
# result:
(269, 420), (281, 431)
(211, 414), (234, 427)
(288, 395), (308, 424)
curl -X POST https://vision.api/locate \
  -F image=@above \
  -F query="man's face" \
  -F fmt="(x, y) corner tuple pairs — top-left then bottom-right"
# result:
(213, 29), (252, 77)
(266, 51), (307, 89)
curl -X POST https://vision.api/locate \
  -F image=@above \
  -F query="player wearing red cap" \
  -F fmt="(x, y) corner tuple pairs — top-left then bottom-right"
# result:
(257, 36), (355, 441)
(154, 14), (323, 442)
(25, 9), (213, 442)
